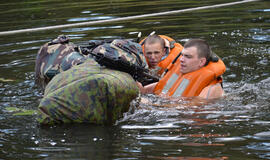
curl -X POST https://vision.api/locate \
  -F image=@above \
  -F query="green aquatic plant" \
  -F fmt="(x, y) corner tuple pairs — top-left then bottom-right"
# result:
(5, 107), (37, 116)
(0, 78), (14, 82)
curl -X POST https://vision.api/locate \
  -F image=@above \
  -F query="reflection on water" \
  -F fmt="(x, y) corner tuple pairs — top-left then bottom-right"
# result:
(68, 16), (116, 22)
(0, 0), (269, 159)
(62, 25), (124, 32)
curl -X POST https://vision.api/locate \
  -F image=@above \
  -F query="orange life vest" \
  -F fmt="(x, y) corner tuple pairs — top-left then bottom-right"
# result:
(154, 58), (226, 97)
(140, 35), (183, 76)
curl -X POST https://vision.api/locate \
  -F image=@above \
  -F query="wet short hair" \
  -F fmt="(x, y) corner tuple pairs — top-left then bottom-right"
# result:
(184, 39), (211, 62)
(144, 35), (165, 49)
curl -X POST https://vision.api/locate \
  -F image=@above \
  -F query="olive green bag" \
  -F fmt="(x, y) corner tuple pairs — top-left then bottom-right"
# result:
(37, 59), (139, 125)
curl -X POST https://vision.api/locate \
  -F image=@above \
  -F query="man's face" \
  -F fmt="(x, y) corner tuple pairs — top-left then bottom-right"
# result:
(144, 42), (165, 68)
(180, 46), (206, 74)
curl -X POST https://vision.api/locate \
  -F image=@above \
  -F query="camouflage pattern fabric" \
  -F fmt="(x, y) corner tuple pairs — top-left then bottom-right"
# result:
(89, 39), (159, 85)
(35, 35), (87, 90)
(92, 39), (148, 68)
(37, 59), (139, 125)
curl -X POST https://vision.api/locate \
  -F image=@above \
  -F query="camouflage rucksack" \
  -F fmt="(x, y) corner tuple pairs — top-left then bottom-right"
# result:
(79, 39), (158, 85)
(35, 36), (157, 90)
(35, 35), (87, 89)
(80, 39), (147, 67)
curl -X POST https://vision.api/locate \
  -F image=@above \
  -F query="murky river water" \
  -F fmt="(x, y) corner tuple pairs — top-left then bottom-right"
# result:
(0, 0), (269, 159)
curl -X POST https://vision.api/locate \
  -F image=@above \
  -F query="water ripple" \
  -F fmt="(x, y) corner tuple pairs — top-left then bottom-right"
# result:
(137, 135), (186, 141)
(0, 46), (40, 55)
(252, 35), (270, 42)
(68, 16), (115, 22)
(28, 147), (71, 152)
(214, 137), (246, 142)
(0, 39), (49, 48)
(121, 123), (178, 129)
(61, 25), (123, 32)
(0, 129), (18, 135)
(251, 9), (270, 12)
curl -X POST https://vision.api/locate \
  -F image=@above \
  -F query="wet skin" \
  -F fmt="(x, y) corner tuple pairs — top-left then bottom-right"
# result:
(180, 46), (206, 74)
(144, 42), (165, 68)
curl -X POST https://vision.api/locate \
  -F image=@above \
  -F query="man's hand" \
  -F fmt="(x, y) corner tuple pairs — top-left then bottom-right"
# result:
(136, 81), (157, 94)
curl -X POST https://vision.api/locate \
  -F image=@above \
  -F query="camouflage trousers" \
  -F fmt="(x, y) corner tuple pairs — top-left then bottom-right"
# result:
(37, 59), (139, 125)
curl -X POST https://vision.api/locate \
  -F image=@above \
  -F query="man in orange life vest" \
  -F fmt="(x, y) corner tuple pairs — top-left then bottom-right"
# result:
(137, 39), (226, 99)
(141, 35), (183, 77)
(143, 35), (166, 69)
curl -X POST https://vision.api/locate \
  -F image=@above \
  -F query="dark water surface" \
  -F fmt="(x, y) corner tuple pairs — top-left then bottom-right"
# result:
(0, 0), (270, 159)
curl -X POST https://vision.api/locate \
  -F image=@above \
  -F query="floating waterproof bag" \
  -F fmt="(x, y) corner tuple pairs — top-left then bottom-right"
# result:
(37, 59), (139, 125)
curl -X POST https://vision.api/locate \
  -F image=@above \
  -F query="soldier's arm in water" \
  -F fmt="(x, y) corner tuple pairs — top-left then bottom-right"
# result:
(138, 83), (224, 108)
(198, 83), (224, 99)
(136, 82), (157, 94)
(137, 82), (224, 99)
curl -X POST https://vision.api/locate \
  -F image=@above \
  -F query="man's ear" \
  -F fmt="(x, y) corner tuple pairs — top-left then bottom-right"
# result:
(162, 48), (167, 56)
(199, 57), (207, 67)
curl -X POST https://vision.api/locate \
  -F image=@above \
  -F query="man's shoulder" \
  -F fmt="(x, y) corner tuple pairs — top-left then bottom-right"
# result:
(199, 83), (224, 99)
